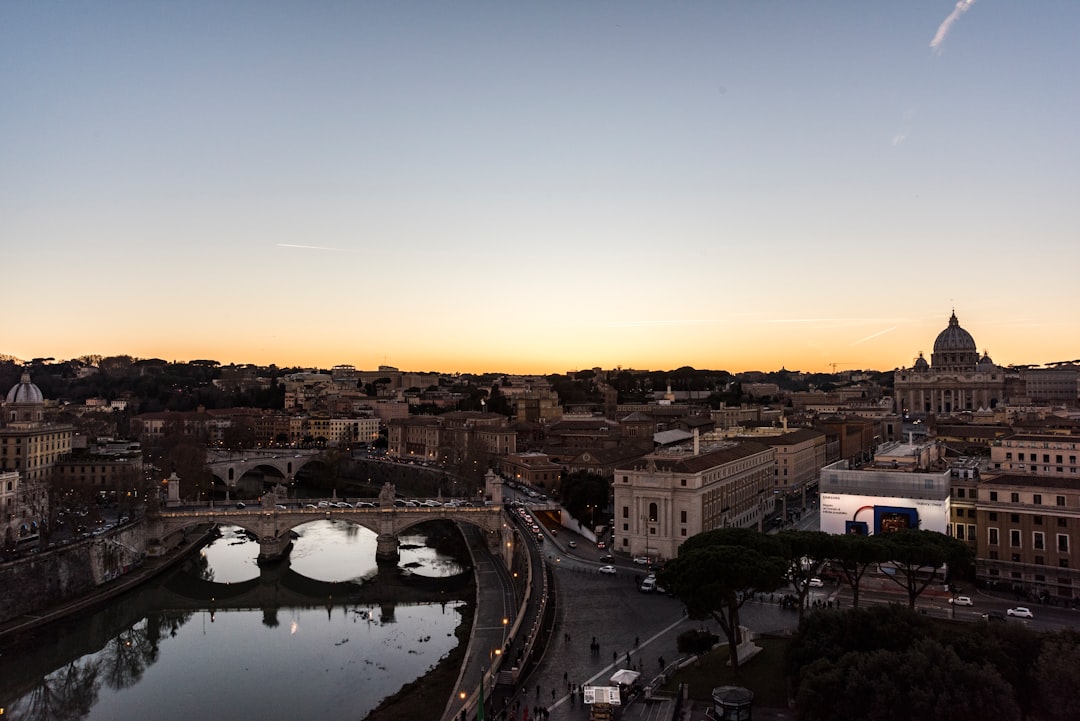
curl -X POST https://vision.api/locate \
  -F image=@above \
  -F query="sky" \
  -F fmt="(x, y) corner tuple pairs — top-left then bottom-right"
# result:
(3, 2), (1078, 375)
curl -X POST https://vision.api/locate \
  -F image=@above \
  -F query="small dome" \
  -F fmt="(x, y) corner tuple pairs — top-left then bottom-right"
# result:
(977, 351), (995, 370)
(914, 353), (929, 371)
(6, 371), (43, 405)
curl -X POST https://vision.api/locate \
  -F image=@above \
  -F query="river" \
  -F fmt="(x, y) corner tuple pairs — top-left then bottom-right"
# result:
(0, 519), (471, 721)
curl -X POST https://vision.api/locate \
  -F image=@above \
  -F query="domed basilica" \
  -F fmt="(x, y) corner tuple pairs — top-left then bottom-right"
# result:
(894, 312), (1015, 416)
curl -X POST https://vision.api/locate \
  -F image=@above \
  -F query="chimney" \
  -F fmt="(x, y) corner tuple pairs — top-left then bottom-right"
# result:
(693, 428), (700, 456)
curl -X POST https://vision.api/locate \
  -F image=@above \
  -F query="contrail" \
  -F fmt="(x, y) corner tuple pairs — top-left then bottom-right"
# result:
(930, 0), (976, 52)
(853, 327), (897, 345)
(277, 243), (357, 253)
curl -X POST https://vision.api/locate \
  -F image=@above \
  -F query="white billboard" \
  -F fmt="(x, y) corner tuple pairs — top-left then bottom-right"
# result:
(820, 492), (950, 536)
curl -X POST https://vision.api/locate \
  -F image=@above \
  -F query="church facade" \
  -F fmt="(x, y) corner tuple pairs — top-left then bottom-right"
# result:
(894, 312), (1017, 417)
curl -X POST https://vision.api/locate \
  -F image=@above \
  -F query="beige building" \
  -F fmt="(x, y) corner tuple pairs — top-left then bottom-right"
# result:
(305, 416), (380, 447)
(1, 372), (74, 544)
(497, 451), (563, 487)
(990, 432), (1080, 478)
(951, 472), (1080, 601)
(612, 441), (775, 562)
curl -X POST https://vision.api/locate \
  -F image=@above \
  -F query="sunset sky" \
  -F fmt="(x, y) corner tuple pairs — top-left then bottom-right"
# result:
(3, 2), (1078, 375)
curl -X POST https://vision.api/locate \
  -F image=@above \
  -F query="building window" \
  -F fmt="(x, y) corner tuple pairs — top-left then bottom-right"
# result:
(1011, 492), (1020, 503)
(1034, 494), (1042, 505)
(956, 525), (965, 540)
(1034, 532), (1045, 550)
(968, 524), (976, 539)
(956, 488), (966, 498)
(1058, 495), (1066, 507)
(1060, 518), (1069, 528)
(970, 489), (978, 500)
(680, 510), (687, 523)
(648, 503), (658, 523)
(623, 506), (629, 518)
(1006, 452), (1013, 461)
(681, 528), (687, 537)
(1010, 530), (1021, 548)
(989, 512), (998, 521)
(1011, 513), (1020, 523)
(990, 491), (998, 501)
(989, 528), (999, 545)
(1058, 535), (1070, 553)
(680, 479), (686, 486)
(1035, 515), (1043, 525)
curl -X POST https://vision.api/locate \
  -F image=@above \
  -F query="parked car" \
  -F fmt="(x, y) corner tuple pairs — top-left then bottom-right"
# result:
(633, 556), (651, 565)
(948, 596), (974, 606)
(598, 565), (617, 575)
(567, 541), (577, 548)
(1007, 607), (1034, 619)
(808, 577), (824, 588)
(600, 554), (614, 562)
(981, 611), (1006, 622)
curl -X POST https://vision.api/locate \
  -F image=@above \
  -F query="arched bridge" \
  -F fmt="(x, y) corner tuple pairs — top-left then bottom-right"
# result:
(204, 449), (324, 488)
(147, 502), (511, 566)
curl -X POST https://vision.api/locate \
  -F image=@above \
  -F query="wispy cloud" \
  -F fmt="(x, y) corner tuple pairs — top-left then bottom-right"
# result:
(853, 326), (897, 345)
(930, 0), (977, 52)
(277, 243), (358, 253)
(607, 319), (727, 328)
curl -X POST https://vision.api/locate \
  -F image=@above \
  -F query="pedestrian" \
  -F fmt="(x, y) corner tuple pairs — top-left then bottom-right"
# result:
(634, 635), (639, 647)
(626, 652), (631, 665)
(551, 687), (556, 701)
(658, 655), (665, 670)
(613, 650), (617, 664)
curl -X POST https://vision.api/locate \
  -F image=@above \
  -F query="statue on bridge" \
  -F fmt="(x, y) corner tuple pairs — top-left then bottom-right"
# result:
(379, 482), (397, 508)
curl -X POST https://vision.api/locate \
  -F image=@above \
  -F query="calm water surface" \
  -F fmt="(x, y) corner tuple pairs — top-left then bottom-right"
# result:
(0, 520), (468, 721)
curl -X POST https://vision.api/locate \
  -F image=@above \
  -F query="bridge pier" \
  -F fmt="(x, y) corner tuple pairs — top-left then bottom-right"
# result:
(375, 533), (400, 565)
(257, 534), (293, 565)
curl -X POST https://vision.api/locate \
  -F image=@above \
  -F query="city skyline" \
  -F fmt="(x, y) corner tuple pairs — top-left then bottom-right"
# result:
(4, 3), (1079, 374)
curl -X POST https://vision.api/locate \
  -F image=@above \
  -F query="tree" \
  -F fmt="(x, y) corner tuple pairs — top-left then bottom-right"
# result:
(1034, 631), (1080, 721)
(659, 528), (787, 672)
(775, 530), (833, 622)
(559, 471), (608, 525)
(795, 637), (1020, 721)
(878, 529), (972, 610)
(824, 532), (891, 608)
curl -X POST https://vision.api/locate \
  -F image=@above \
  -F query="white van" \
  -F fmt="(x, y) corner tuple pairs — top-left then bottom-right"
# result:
(639, 578), (656, 593)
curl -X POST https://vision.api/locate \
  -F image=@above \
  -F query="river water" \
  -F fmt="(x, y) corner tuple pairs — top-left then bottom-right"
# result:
(0, 520), (469, 721)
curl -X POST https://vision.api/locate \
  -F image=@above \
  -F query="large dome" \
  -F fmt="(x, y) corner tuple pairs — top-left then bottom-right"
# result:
(931, 312), (979, 372)
(6, 371), (43, 405)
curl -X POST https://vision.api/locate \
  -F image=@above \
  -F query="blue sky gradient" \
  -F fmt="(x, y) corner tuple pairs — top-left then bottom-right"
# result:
(3, 2), (1078, 372)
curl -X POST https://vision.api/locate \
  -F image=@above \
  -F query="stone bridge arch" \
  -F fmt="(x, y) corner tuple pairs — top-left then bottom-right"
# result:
(150, 504), (512, 567)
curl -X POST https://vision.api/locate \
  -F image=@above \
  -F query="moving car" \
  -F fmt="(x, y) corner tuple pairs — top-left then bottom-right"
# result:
(948, 596), (974, 606)
(600, 554), (614, 562)
(598, 565), (617, 575)
(633, 556), (651, 565)
(567, 541), (577, 548)
(808, 577), (824, 588)
(1007, 606), (1034, 619)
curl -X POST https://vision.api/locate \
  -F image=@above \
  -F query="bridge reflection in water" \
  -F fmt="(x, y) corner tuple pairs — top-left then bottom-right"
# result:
(0, 524), (476, 721)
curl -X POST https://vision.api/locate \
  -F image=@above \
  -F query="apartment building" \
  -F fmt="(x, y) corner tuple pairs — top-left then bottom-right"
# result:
(612, 441), (775, 561)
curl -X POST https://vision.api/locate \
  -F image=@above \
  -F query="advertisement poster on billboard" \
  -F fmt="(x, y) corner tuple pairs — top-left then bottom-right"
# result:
(820, 493), (949, 536)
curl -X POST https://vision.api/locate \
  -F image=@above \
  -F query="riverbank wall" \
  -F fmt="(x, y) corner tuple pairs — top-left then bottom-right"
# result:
(0, 524), (209, 640)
